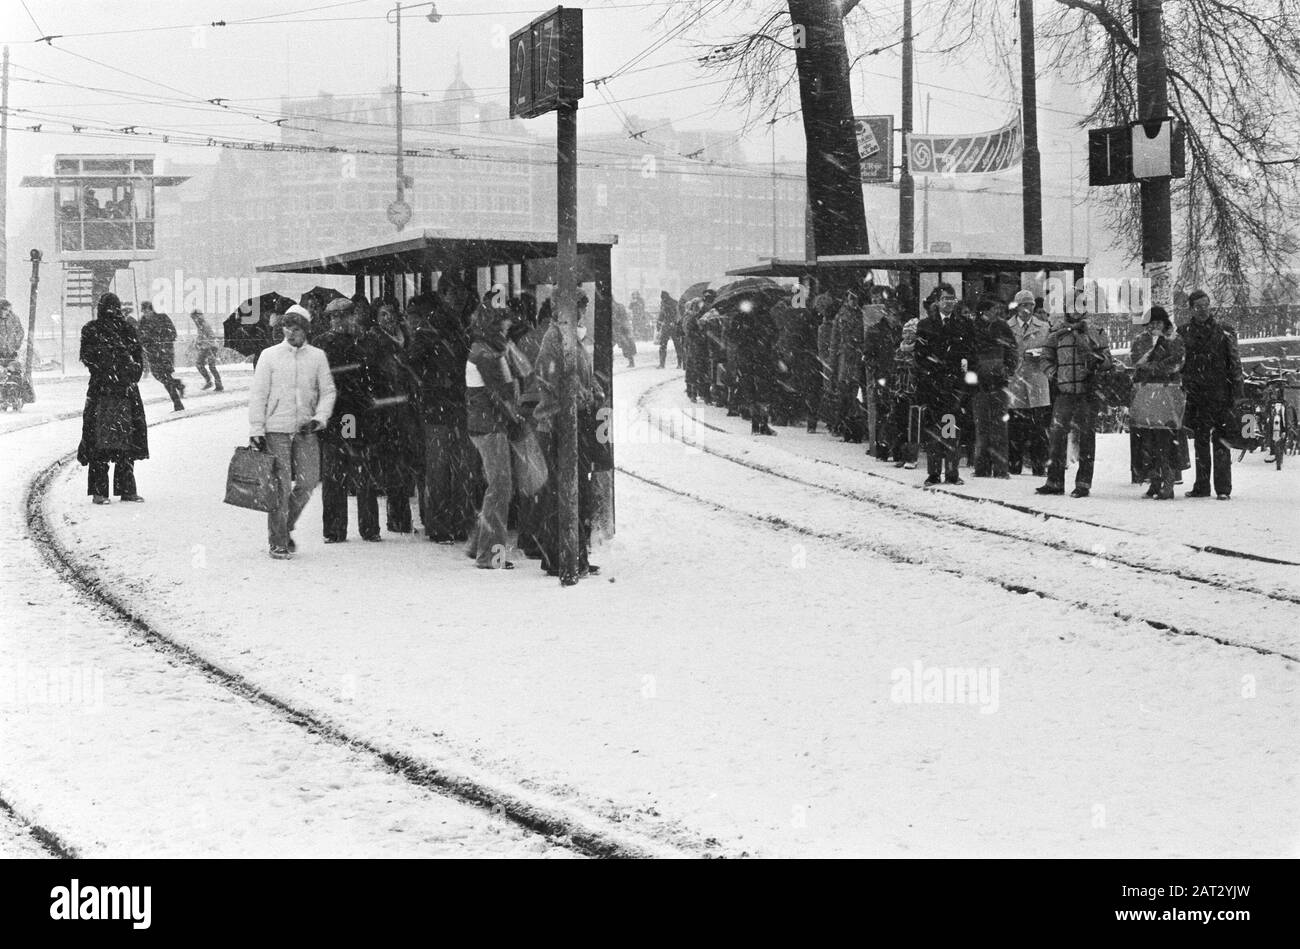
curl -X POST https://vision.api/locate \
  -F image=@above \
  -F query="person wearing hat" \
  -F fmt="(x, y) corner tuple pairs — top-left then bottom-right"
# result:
(1178, 289), (1243, 499)
(248, 307), (336, 558)
(1005, 289), (1052, 476)
(78, 293), (149, 504)
(190, 309), (223, 391)
(314, 298), (374, 542)
(1130, 305), (1186, 500)
(888, 317), (921, 468)
(914, 282), (974, 485)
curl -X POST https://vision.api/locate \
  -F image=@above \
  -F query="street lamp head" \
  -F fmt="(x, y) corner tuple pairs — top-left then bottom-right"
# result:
(426, 4), (441, 22)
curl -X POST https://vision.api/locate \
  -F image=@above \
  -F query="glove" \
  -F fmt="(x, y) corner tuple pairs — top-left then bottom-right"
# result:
(249, 436), (268, 452)
(298, 419), (324, 434)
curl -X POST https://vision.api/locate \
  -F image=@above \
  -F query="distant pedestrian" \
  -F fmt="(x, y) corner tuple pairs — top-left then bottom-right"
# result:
(969, 297), (1019, 478)
(1179, 289), (1243, 499)
(657, 291), (682, 369)
(0, 298), (25, 361)
(613, 295), (636, 368)
(78, 293), (148, 504)
(248, 309), (336, 559)
(1005, 290), (1051, 476)
(1036, 310), (1113, 498)
(1130, 306), (1186, 500)
(138, 302), (185, 410)
(190, 309), (223, 391)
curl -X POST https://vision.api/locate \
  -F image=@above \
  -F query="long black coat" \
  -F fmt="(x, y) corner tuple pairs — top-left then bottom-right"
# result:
(1178, 317), (1243, 408)
(77, 315), (149, 465)
(407, 306), (469, 428)
(138, 311), (178, 372)
(316, 329), (372, 447)
(358, 326), (422, 482)
(731, 300), (778, 404)
(914, 311), (976, 408)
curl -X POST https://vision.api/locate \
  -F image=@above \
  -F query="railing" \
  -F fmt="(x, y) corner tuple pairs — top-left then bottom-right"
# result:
(1085, 305), (1300, 353)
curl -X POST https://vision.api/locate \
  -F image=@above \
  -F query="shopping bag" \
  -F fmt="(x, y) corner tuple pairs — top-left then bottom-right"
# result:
(1130, 382), (1186, 430)
(510, 427), (549, 497)
(94, 396), (133, 451)
(223, 446), (282, 512)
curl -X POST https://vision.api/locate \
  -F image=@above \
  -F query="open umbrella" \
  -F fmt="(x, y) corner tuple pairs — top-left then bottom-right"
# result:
(223, 291), (296, 358)
(710, 276), (785, 312)
(303, 286), (346, 306)
(679, 281), (714, 311)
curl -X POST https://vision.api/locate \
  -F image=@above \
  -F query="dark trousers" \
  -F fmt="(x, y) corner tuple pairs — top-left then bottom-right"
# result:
(320, 439), (354, 541)
(972, 390), (1010, 476)
(419, 422), (474, 541)
(1186, 401), (1233, 496)
(151, 365), (184, 408)
(923, 399), (961, 480)
(195, 352), (222, 389)
(1008, 406), (1049, 474)
(535, 428), (593, 574)
(658, 326), (683, 367)
(1046, 392), (1100, 489)
(1137, 428), (1177, 495)
(87, 459), (136, 497)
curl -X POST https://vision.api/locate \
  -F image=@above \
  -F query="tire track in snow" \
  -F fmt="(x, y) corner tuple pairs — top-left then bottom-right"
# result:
(0, 794), (78, 858)
(624, 378), (1300, 664)
(635, 377), (1300, 604)
(18, 397), (712, 859)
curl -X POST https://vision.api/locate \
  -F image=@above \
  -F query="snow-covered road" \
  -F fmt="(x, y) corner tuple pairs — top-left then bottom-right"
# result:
(7, 364), (1295, 857)
(1, 378), (574, 858)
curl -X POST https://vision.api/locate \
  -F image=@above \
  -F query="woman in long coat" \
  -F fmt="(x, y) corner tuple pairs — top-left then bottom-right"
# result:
(78, 293), (148, 503)
(358, 302), (422, 533)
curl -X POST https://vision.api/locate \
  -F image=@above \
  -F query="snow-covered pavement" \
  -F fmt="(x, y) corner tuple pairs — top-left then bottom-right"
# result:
(1, 378), (571, 858)
(10, 365), (1297, 857)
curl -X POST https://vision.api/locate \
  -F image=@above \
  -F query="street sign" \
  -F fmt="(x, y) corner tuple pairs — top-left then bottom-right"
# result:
(1089, 119), (1185, 186)
(854, 115), (894, 183)
(509, 7), (583, 119)
(386, 199), (412, 230)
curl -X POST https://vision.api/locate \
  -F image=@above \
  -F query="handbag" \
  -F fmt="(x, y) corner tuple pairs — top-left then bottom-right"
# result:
(94, 395), (133, 451)
(1130, 382), (1186, 430)
(509, 426), (549, 497)
(223, 445), (282, 513)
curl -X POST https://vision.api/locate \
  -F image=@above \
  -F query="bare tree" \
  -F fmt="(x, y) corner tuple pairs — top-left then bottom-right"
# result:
(1040, 0), (1300, 304)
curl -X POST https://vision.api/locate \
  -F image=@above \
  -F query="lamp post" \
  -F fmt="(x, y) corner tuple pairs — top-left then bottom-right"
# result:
(385, 2), (441, 230)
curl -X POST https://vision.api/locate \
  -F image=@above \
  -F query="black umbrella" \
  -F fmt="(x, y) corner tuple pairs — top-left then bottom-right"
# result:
(679, 280), (715, 312)
(223, 291), (296, 358)
(710, 276), (785, 312)
(303, 286), (347, 306)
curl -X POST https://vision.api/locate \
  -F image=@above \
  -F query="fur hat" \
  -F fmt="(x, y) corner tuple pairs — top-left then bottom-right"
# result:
(97, 292), (122, 319)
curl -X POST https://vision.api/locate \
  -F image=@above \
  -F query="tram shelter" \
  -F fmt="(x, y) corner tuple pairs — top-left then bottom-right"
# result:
(257, 228), (620, 533)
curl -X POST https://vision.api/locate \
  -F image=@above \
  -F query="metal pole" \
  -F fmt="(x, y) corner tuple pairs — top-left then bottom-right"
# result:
(395, 3), (405, 209)
(1136, 0), (1172, 299)
(771, 118), (777, 257)
(1, 46), (9, 300)
(921, 92), (931, 252)
(25, 249), (41, 382)
(898, 0), (915, 253)
(556, 101), (580, 586)
(1019, 0), (1043, 255)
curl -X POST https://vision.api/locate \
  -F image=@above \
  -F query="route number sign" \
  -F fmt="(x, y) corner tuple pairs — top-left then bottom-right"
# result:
(509, 7), (583, 119)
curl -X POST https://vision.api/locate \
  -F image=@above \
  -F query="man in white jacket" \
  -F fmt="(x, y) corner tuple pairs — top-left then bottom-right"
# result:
(248, 308), (336, 558)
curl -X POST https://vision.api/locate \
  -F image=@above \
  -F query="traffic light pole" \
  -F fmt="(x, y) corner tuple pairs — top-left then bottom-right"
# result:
(1136, 0), (1173, 300)
(556, 100), (580, 586)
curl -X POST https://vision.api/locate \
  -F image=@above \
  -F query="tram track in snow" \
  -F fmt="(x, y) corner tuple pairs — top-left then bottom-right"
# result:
(12, 390), (711, 859)
(624, 376), (1300, 664)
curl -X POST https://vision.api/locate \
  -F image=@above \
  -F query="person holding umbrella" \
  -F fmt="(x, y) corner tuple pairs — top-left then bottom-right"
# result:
(78, 293), (149, 504)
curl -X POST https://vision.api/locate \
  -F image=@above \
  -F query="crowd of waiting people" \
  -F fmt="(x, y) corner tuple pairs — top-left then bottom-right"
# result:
(656, 279), (1245, 500)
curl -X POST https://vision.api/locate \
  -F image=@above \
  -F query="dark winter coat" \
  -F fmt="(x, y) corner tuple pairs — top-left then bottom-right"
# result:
(657, 292), (679, 334)
(970, 317), (1020, 392)
(1178, 317), (1243, 408)
(731, 299), (778, 404)
(408, 304), (469, 427)
(1044, 319), (1112, 395)
(358, 325), (422, 478)
(77, 314), (149, 465)
(613, 302), (636, 357)
(914, 310), (976, 407)
(138, 311), (178, 372)
(863, 314), (901, 388)
(1131, 332), (1185, 386)
(829, 300), (865, 386)
(316, 329), (371, 446)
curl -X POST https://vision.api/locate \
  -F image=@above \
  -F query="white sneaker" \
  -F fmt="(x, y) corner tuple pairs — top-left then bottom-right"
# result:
(903, 461), (917, 470)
